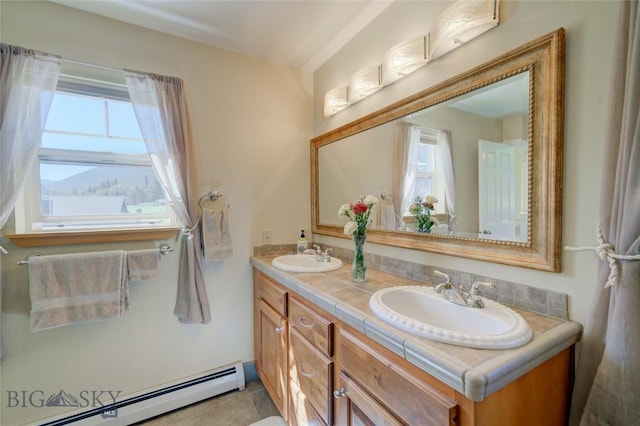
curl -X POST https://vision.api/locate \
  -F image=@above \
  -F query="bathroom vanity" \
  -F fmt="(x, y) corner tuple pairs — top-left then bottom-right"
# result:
(252, 256), (581, 426)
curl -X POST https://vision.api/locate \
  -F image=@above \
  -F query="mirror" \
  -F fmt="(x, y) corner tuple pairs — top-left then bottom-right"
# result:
(312, 29), (564, 272)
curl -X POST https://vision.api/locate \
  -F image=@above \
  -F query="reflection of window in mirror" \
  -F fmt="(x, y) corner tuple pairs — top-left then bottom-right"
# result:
(407, 131), (446, 216)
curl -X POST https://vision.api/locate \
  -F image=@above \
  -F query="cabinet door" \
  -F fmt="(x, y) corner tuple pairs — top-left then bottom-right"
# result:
(334, 372), (403, 426)
(257, 299), (288, 418)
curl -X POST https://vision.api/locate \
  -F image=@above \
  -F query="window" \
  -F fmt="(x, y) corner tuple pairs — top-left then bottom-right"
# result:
(406, 132), (445, 215)
(17, 74), (175, 233)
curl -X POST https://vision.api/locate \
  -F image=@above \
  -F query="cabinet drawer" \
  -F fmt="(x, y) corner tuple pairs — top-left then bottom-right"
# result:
(257, 271), (288, 317)
(289, 327), (333, 425)
(289, 295), (333, 357)
(338, 328), (458, 425)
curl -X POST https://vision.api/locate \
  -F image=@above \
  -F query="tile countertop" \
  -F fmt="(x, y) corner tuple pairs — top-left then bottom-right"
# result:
(251, 256), (582, 402)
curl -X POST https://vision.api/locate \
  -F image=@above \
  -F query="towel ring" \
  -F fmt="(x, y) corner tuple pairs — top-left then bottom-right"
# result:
(198, 190), (230, 210)
(198, 191), (223, 210)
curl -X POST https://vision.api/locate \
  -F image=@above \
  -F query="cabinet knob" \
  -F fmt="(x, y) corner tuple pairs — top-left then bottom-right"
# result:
(333, 388), (347, 399)
(274, 326), (284, 334)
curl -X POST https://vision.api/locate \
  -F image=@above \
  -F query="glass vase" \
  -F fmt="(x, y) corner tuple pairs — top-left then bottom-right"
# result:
(417, 213), (431, 233)
(351, 233), (367, 282)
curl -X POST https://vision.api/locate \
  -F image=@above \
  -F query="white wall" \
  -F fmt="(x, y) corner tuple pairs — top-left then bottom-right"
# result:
(313, 0), (620, 328)
(0, 2), (311, 425)
(318, 125), (394, 226)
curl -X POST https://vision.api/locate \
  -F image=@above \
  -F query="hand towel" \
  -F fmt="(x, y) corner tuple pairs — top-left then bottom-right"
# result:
(28, 250), (128, 331)
(127, 249), (160, 281)
(201, 207), (233, 261)
(380, 204), (397, 230)
(431, 224), (449, 233)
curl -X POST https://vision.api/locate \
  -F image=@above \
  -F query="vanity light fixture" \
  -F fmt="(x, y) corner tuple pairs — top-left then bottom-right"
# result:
(430, 0), (500, 61)
(323, 0), (501, 117)
(348, 64), (382, 104)
(382, 34), (429, 85)
(324, 86), (350, 117)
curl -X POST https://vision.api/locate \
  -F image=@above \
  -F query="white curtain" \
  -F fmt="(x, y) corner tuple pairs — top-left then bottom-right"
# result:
(1, 44), (59, 230)
(392, 122), (421, 226)
(570, 1), (640, 424)
(436, 129), (456, 232)
(125, 70), (211, 324)
(0, 44), (60, 358)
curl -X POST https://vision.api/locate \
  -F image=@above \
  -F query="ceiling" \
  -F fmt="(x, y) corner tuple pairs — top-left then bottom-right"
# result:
(50, 0), (394, 72)
(448, 72), (530, 119)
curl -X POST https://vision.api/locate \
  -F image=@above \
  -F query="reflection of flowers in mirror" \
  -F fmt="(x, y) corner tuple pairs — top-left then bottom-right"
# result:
(338, 195), (379, 237)
(410, 195), (439, 232)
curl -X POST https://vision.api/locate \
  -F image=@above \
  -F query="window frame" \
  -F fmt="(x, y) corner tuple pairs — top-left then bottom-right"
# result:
(11, 72), (178, 241)
(404, 131), (446, 218)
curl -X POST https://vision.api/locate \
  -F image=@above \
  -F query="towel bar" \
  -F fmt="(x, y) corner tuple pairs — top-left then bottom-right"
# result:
(17, 245), (174, 265)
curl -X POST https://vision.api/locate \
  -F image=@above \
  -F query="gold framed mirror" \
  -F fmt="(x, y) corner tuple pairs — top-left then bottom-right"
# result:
(312, 29), (564, 272)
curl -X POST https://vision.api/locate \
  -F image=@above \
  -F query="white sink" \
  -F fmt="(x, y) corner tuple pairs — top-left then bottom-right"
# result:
(369, 286), (532, 349)
(272, 255), (343, 273)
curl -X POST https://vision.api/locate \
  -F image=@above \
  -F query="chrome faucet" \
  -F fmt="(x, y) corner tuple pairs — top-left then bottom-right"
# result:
(433, 270), (452, 292)
(303, 245), (333, 262)
(433, 270), (495, 308)
(320, 247), (333, 262)
(302, 245), (319, 256)
(468, 281), (496, 308)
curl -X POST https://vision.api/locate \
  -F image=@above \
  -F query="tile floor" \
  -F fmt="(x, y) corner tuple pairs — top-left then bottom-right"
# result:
(134, 380), (281, 426)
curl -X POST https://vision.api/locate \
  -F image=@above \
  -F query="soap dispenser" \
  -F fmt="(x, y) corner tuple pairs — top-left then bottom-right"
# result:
(297, 230), (308, 255)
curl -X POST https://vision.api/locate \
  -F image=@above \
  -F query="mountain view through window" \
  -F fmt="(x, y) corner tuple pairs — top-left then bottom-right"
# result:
(33, 89), (171, 229)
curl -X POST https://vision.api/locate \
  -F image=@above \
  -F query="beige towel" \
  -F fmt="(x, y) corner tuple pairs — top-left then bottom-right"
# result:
(28, 250), (128, 331)
(127, 249), (160, 281)
(202, 207), (233, 261)
(380, 203), (397, 230)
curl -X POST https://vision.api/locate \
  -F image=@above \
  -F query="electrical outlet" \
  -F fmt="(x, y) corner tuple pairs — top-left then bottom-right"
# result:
(262, 229), (272, 245)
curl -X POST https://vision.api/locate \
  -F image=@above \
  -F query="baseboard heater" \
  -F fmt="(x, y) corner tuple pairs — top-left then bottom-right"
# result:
(36, 361), (246, 426)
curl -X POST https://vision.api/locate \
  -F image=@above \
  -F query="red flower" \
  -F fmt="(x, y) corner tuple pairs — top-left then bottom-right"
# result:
(352, 202), (369, 215)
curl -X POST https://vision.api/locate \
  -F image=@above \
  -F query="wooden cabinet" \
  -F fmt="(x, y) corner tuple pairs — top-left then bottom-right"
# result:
(253, 268), (573, 426)
(254, 271), (289, 419)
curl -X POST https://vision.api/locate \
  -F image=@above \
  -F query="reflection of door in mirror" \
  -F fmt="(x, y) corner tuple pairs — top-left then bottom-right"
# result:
(478, 140), (516, 240)
(478, 139), (528, 241)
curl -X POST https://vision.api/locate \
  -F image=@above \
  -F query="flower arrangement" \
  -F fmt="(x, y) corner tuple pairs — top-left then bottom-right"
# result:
(409, 195), (439, 232)
(338, 194), (379, 238)
(338, 195), (378, 282)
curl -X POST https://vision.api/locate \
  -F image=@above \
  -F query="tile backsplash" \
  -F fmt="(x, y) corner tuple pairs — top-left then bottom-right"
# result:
(254, 243), (569, 320)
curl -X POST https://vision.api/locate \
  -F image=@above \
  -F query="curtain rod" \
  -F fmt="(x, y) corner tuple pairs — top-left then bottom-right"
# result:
(59, 57), (123, 74)
(404, 121), (439, 134)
